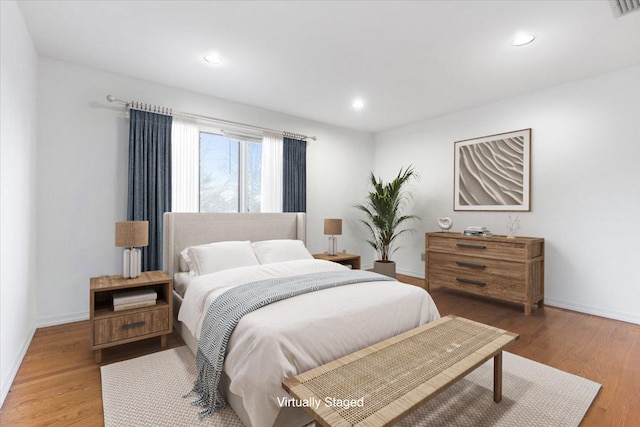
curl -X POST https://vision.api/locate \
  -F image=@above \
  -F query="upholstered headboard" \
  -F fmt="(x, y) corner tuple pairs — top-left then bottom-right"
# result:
(162, 212), (306, 278)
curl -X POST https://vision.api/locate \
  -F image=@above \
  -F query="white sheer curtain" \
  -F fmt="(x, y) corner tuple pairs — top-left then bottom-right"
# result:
(260, 131), (283, 212)
(171, 116), (200, 212)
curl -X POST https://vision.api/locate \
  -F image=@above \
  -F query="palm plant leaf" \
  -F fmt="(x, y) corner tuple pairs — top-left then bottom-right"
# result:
(354, 166), (420, 262)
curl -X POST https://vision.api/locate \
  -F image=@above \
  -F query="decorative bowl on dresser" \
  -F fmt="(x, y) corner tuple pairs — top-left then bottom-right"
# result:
(425, 232), (544, 315)
(89, 270), (173, 363)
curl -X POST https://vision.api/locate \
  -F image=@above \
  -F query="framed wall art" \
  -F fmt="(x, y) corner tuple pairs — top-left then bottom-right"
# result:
(454, 128), (531, 211)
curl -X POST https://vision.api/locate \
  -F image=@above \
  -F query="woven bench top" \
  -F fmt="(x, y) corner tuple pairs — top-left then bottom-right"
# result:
(283, 315), (518, 427)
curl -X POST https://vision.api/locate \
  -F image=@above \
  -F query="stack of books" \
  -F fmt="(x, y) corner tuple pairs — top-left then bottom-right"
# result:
(463, 226), (492, 237)
(113, 288), (157, 311)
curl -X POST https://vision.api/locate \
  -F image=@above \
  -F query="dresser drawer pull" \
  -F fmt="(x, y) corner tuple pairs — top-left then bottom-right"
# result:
(456, 261), (486, 269)
(456, 278), (486, 286)
(456, 243), (486, 250)
(122, 321), (146, 330)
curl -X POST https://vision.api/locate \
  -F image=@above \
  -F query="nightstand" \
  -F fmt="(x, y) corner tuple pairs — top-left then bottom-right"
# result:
(89, 270), (173, 363)
(313, 252), (361, 270)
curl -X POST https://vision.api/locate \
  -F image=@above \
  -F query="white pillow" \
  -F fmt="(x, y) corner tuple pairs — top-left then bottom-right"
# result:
(173, 272), (191, 297)
(187, 241), (259, 275)
(179, 248), (191, 272)
(252, 239), (314, 264)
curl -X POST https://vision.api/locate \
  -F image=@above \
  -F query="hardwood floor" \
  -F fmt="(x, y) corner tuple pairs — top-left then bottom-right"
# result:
(0, 322), (185, 426)
(1, 276), (638, 426)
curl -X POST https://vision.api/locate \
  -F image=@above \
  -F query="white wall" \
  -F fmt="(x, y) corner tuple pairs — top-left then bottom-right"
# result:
(374, 65), (640, 324)
(35, 58), (375, 326)
(0, 0), (39, 406)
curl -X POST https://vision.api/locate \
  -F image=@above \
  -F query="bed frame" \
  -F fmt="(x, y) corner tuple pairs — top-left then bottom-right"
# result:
(162, 212), (310, 427)
(163, 211), (307, 350)
(163, 212), (306, 279)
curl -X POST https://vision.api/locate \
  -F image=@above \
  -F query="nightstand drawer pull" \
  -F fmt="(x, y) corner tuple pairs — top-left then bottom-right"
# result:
(456, 243), (486, 250)
(456, 277), (486, 286)
(456, 261), (486, 269)
(122, 321), (146, 330)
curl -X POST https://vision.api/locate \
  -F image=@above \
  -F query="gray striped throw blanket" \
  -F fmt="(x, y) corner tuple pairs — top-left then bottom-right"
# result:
(190, 269), (394, 417)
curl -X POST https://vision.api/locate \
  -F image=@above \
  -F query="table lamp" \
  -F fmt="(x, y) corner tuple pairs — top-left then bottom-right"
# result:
(115, 221), (149, 278)
(324, 218), (342, 256)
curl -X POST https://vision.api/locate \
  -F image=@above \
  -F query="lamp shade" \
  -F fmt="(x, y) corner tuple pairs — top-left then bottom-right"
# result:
(115, 221), (149, 248)
(324, 218), (342, 236)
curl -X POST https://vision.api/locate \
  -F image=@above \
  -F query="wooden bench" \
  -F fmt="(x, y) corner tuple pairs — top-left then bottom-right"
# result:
(282, 315), (518, 427)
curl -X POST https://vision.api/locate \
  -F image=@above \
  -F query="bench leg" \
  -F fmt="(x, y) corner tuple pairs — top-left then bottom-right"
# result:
(494, 351), (502, 403)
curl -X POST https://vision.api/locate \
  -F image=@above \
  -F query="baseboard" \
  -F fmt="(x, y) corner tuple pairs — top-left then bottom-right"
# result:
(544, 297), (640, 325)
(361, 265), (426, 280)
(387, 268), (640, 325)
(36, 310), (88, 328)
(1, 324), (36, 408)
(396, 267), (425, 279)
(30, 285), (640, 333)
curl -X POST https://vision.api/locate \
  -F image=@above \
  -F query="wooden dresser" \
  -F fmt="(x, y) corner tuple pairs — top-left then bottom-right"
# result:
(425, 232), (544, 315)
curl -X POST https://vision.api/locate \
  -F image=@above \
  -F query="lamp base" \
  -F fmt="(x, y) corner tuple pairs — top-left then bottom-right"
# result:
(327, 235), (338, 256)
(123, 248), (142, 279)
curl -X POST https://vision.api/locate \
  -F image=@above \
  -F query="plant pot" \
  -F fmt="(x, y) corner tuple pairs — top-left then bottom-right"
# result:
(374, 261), (396, 278)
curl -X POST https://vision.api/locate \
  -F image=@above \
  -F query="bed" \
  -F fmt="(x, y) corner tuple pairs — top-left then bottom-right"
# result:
(163, 212), (440, 427)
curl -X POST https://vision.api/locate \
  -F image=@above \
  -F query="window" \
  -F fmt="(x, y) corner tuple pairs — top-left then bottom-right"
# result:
(199, 132), (262, 212)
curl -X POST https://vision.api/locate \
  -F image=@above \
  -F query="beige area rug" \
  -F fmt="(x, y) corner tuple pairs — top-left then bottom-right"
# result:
(101, 346), (600, 427)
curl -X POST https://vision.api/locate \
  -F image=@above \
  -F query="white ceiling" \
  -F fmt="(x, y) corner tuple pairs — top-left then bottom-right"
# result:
(17, 0), (640, 133)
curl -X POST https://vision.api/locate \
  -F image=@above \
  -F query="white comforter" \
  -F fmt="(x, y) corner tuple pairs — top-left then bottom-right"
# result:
(179, 259), (440, 427)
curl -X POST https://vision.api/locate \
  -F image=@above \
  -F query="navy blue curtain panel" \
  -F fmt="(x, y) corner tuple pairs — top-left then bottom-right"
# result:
(282, 137), (306, 212)
(127, 109), (172, 271)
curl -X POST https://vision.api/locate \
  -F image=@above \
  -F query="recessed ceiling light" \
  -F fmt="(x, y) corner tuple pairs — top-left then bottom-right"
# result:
(204, 53), (223, 65)
(352, 99), (365, 110)
(512, 33), (535, 47)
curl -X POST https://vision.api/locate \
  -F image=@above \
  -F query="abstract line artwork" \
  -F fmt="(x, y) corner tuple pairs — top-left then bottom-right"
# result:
(454, 129), (531, 211)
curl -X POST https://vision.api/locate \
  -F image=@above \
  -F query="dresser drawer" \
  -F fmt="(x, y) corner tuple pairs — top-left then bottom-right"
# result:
(427, 252), (525, 300)
(93, 307), (169, 346)
(427, 235), (532, 261)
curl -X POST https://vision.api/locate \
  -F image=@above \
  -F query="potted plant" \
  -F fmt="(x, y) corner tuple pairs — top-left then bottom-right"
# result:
(355, 166), (419, 278)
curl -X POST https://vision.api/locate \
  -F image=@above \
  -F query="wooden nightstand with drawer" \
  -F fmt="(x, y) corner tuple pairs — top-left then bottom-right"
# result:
(313, 252), (361, 269)
(89, 270), (173, 363)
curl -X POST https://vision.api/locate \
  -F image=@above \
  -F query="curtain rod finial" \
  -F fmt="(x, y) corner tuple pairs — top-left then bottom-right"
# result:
(106, 95), (117, 102)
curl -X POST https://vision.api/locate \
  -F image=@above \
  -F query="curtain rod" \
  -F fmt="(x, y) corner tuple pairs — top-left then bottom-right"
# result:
(106, 95), (317, 141)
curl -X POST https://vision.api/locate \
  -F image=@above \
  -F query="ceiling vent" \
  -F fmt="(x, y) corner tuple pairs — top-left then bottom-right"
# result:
(610, 0), (640, 17)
